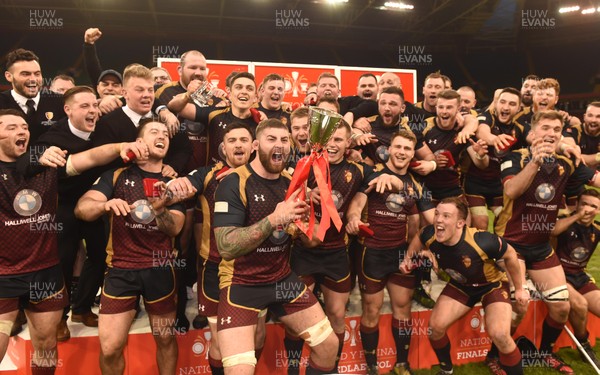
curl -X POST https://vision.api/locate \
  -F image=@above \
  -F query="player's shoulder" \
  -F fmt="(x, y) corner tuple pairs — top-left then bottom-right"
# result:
(420, 224), (436, 243)
(155, 81), (182, 97)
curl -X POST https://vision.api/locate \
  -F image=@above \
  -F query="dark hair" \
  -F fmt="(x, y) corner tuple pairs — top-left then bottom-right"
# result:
(52, 74), (75, 84)
(439, 197), (469, 220)
(358, 73), (377, 82)
(437, 89), (461, 102)
(255, 118), (288, 138)
(290, 107), (309, 122)
(137, 118), (165, 137)
(524, 74), (540, 82)
(380, 86), (405, 102)
(531, 110), (564, 128)
(0, 108), (27, 121)
(6, 49), (39, 71)
(390, 129), (417, 147)
(580, 188), (600, 201)
(63, 86), (96, 104)
(230, 72), (256, 87)
(316, 97), (340, 112)
(224, 122), (254, 140)
(498, 87), (522, 104)
(261, 73), (284, 86)
(317, 72), (339, 87)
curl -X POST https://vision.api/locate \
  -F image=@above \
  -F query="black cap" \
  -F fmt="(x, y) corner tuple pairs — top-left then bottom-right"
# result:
(98, 69), (122, 84)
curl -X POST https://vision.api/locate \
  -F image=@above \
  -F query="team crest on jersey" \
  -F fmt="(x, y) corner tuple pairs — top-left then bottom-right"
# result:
(571, 246), (589, 261)
(445, 268), (467, 283)
(281, 117), (288, 126)
(535, 183), (555, 203)
(385, 193), (405, 213)
(344, 170), (352, 183)
(130, 199), (155, 224)
(461, 255), (472, 268)
(558, 165), (565, 176)
(13, 189), (42, 216)
(376, 145), (389, 162)
(331, 190), (344, 210)
(271, 224), (290, 245)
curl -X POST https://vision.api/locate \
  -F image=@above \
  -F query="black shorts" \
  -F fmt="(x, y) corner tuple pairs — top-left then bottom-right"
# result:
(566, 271), (599, 295)
(100, 266), (176, 315)
(440, 280), (510, 308)
(508, 241), (561, 270)
(290, 246), (351, 293)
(464, 176), (503, 208)
(0, 264), (68, 314)
(198, 259), (220, 317)
(358, 245), (415, 294)
(217, 272), (318, 330)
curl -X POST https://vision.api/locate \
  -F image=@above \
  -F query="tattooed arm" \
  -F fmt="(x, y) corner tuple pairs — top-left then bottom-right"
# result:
(215, 189), (308, 261)
(215, 217), (273, 261)
(153, 207), (185, 237)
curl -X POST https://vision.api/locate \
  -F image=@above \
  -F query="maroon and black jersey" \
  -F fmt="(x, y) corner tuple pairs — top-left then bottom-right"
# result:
(186, 162), (229, 263)
(361, 164), (434, 250)
(420, 225), (508, 287)
(0, 162), (59, 275)
(213, 164), (292, 287)
(295, 160), (374, 251)
(466, 111), (528, 183)
(362, 115), (425, 164)
(258, 104), (291, 126)
(156, 82), (215, 173)
(421, 117), (469, 196)
(91, 165), (184, 269)
(495, 149), (586, 245)
(554, 219), (600, 274)
(579, 129), (600, 158)
(194, 106), (258, 164)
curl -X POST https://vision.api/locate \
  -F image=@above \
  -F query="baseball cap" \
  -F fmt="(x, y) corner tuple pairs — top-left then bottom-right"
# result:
(98, 69), (123, 84)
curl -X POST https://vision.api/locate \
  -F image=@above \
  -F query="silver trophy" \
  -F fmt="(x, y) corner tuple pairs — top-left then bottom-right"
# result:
(189, 81), (215, 107)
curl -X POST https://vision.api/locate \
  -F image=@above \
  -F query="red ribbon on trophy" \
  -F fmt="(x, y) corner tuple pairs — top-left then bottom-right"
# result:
(285, 107), (343, 241)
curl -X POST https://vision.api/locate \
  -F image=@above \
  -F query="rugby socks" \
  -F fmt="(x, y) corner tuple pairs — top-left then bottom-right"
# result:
(284, 331), (303, 375)
(539, 315), (564, 355)
(499, 347), (523, 375)
(360, 324), (379, 368)
(392, 318), (411, 364)
(334, 331), (344, 370)
(430, 333), (453, 372)
(306, 358), (335, 375)
(208, 356), (224, 375)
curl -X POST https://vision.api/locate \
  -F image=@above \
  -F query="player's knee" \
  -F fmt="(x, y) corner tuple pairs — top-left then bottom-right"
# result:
(570, 295), (588, 315)
(299, 317), (334, 348)
(361, 300), (382, 320)
(222, 350), (257, 368)
(487, 328), (512, 350)
(428, 321), (446, 339)
(153, 332), (175, 348)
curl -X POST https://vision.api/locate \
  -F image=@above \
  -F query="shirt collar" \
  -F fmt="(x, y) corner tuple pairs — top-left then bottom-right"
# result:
(68, 119), (92, 141)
